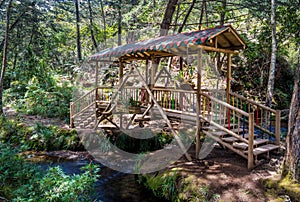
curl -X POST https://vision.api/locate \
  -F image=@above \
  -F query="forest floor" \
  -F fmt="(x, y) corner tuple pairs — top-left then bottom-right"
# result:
(3, 106), (289, 202)
(170, 145), (286, 202)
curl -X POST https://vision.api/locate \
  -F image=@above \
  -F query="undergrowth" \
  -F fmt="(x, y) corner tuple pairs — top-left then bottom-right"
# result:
(0, 116), (83, 151)
(138, 169), (220, 202)
(0, 143), (99, 201)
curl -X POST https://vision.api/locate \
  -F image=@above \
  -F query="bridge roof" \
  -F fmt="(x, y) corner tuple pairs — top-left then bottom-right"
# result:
(90, 25), (246, 62)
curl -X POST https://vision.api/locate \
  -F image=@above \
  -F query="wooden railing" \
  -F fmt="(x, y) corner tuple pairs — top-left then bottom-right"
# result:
(152, 87), (197, 113)
(150, 87), (255, 169)
(70, 86), (279, 151)
(200, 92), (255, 169)
(229, 92), (280, 145)
(70, 86), (114, 127)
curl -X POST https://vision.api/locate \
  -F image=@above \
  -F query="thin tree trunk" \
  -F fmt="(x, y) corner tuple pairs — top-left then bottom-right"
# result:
(160, 0), (178, 36)
(198, 0), (206, 30)
(177, 0), (196, 33)
(88, 0), (98, 51)
(99, 0), (107, 47)
(0, 10), (26, 52)
(220, 0), (227, 25)
(75, 0), (82, 61)
(205, 1), (208, 27)
(285, 47), (300, 182)
(265, 0), (277, 107)
(172, 2), (180, 33)
(0, 0), (13, 115)
(117, 0), (122, 46)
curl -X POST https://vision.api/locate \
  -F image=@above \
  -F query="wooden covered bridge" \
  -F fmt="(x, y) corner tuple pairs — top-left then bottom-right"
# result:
(70, 25), (281, 169)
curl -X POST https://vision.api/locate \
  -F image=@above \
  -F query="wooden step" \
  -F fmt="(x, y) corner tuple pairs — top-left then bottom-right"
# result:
(211, 127), (247, 138)
(222, 133), (259, 143)
(98, 124), (118, 130)
(244, 144), (280, 156)
(233, 139), (269, 150)
(134, 116), (151, 122)
(222, 136), (238, 143)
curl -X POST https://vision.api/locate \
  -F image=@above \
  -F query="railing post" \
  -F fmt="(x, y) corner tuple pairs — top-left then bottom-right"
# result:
(248, 113), (254, 170)
(95, 88), (98, 128)
(70, 102), (74, 128)
(275, 110), (281, 145)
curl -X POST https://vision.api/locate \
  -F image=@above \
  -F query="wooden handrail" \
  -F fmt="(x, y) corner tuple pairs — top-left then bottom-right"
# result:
(230, 92), (276, 113)
(72, 88), (96, 106)
(153, 87), (197, 94)
(201, 92), (249, 117)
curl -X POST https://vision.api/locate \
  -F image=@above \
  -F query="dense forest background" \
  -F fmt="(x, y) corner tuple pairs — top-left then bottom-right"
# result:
(0, 0), (299, 118)
(0, 0), (299, 188)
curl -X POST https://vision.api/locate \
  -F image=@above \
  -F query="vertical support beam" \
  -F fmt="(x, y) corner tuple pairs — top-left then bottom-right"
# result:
(150, 55), (156, 89)
(119, 60), (124, 85)
(95, 62), (99, 128)
(145, 60), (150, 104)
(119, 59), (125, 128)
(226, 53), (232, 104)
(145, 60), (149, 85)
(196, 49), (202, 159)
(95, 61), (99, 88)
(70, 102), (74, 128)
(275, 110), (281, 145)
(248, 113), (254, 170)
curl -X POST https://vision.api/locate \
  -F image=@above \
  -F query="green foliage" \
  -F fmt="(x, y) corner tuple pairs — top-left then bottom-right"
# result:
(261, 173), (300, 202)
(140, 170), (219, 202)
(0, 143), (99, 201)
(0, 117), (83, 151)
(5, 75), (73, 121)
(142, 169), (179, 201)
(113, 131), (173, 153)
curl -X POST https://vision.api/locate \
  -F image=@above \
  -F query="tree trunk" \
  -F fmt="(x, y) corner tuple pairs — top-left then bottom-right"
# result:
(87, 0), (98, 51)
(117, 0), (122, 46)
(0, 0), (13, 115)
(160, 0), (178, 36)
(99, 0), (107, 47)
(177, 0), (196, 33)
(265, 0), (277, 107)
(198, 0), (206, 30)
(75, 0), (82, 61)
(285, 48), (300, 182)
(172, 2), (180, 33)
(220, 0), (227, 26)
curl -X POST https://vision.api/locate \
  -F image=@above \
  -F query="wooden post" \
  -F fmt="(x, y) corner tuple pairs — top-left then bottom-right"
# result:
(226, 53), (232, 128)
(248, 113), (254, 170)
(150, 56), (156, 89)
(95, 62), (99, 128)
(226, 53), (232, 104)
(196, 49), (202, 159)
(145, 60), (149, 85)
(145, 60), (150, 104)
(95, 62), (99, 88)
(70, 102), (74, 128)
(275, 110), (281, 145)
(119, 60), (124, 85)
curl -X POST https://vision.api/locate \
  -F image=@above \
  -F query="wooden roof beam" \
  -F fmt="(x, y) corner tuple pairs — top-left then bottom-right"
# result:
(228, 28), (246, 49)
(188, 44), (239, 54)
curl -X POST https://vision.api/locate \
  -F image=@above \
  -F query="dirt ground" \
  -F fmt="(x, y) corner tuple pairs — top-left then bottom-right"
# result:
(169, 144), (285, 202)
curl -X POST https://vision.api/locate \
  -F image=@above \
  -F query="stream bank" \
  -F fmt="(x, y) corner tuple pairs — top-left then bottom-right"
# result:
(26, 151), (168, 202)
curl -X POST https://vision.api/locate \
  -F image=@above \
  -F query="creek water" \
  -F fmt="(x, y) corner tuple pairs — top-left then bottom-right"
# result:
(40, 160), (168, 202)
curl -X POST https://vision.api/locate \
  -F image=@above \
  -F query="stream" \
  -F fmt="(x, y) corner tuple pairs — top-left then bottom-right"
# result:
(40, 159), (168, 202)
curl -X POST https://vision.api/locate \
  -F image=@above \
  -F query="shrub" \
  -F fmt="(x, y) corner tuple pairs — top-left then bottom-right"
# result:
(0, 143), (99, 201)
(0, 117), (83, 151)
